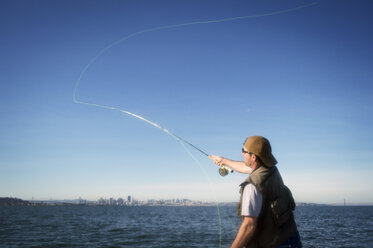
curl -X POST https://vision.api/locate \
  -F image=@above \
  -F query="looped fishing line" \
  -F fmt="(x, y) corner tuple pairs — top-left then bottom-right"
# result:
(73, 2), (317, 247)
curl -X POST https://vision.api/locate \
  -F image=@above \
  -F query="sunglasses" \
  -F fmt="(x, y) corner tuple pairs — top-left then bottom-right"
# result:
(242, 148), (252, 155)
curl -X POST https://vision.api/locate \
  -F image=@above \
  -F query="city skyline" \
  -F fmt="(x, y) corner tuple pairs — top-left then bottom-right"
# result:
(3, 195), (371, 207)
(1, 0), (372, 204)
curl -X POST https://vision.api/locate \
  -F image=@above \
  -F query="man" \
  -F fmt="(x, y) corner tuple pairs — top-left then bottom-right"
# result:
(209, 136), (302, 248)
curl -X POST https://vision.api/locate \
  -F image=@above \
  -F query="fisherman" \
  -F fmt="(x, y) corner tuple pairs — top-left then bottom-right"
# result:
(209, 136), (302, 248)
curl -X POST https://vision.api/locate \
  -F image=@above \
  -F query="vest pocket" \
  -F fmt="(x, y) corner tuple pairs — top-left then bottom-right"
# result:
(270, 200), (292, 226)
(270, 186), (295, 226)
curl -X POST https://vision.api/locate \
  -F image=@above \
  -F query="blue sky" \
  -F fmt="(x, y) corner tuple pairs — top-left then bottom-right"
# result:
(1, 0), (372, 204)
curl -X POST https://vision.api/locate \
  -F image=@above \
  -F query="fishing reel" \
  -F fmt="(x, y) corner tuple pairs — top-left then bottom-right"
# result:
(219, 166), (233, 176)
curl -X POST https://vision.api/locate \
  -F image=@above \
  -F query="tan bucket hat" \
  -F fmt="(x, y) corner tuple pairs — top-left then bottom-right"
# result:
(243, 136), (278, 167)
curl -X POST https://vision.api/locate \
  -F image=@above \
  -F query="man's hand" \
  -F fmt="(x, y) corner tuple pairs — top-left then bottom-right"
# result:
(208, 155), (224, 166)
(209, 155), (252, 174)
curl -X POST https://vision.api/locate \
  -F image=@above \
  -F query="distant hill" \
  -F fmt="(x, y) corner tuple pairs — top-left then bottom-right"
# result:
(0, 197), (30, 206)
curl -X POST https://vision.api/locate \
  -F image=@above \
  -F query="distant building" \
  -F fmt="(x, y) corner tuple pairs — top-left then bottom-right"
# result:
(98, 197), (106, 205)
(109, 198), (116, 205)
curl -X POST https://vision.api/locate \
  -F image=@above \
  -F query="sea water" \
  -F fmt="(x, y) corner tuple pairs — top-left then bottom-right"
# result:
(1, 205), (372, 247)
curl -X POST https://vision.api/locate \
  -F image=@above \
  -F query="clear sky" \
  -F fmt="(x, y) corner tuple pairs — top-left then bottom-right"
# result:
(1, 0), (372, 204)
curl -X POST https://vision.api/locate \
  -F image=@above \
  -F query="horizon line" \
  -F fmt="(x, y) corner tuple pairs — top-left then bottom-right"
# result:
(2, 196), (373, 206)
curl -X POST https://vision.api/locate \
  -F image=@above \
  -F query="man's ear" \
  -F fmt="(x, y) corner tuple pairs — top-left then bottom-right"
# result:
(252, 153), (257, 161)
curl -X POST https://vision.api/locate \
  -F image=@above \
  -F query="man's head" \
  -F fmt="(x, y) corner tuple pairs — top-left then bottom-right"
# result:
(242, 136), (277, 169)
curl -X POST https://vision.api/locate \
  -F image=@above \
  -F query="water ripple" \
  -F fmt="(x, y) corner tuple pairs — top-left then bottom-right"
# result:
(1, 205), (372, 247)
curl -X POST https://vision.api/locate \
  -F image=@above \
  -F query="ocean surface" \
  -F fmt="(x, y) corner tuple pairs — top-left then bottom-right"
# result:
(1, 205), (372, 248)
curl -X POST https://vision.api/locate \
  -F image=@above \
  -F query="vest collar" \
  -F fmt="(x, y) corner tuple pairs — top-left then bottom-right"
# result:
(249, 165), (277, 187)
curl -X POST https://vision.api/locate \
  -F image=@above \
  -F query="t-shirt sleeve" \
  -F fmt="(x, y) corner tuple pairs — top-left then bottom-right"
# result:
(241, 184), (263, 217)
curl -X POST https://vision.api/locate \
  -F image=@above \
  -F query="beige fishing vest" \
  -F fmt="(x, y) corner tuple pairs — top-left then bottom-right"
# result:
(237, 166), (297, 248)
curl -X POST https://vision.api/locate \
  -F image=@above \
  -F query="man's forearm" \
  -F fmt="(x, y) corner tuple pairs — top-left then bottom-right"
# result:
(231, 217), (256, 248)
(222, 159), (250, 174)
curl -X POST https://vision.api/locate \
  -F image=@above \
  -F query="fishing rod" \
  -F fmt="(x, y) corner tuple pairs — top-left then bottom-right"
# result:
(119, 108), (234, 176)
(74, 99), (233, 176)
(162, 125), (234, 177)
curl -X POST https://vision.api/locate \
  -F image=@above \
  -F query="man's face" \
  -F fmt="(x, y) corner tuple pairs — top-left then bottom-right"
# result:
(242, 147), (254, 168)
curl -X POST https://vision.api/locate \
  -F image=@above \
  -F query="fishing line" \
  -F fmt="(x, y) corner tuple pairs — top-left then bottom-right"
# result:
(73, 0), (316, 172)
(178, 140), (224, 247)
(179, 140), (241, 246)
(73, 1), (316, 103)
(73, 2), (317, 247)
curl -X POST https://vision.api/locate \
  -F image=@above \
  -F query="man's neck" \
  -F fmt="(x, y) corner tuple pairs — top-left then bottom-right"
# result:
(251, 163), (261, 172)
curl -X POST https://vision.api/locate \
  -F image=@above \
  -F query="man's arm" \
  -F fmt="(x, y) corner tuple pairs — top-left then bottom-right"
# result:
(208, 155), (251, 174)
(231, 216), (257, 248)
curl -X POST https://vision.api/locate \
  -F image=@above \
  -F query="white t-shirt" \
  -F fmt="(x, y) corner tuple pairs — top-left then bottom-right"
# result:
(241, 184), (263, 217)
